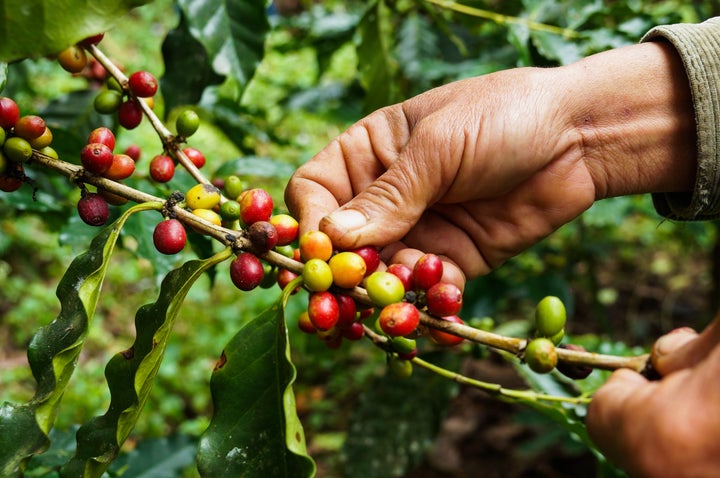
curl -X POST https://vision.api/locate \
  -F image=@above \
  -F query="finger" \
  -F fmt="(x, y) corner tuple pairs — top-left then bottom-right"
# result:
(652, 316), (720, 375)
(586, 369), (649, 465)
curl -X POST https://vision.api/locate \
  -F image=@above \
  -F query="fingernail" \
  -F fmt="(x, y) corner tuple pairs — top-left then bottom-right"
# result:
(325, 209), (367, 232)
(654, 327), (696, 357)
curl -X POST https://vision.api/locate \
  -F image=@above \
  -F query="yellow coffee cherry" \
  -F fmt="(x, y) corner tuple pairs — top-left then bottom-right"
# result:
(192, 208), (222, 227)
(186, 183), (221, 210)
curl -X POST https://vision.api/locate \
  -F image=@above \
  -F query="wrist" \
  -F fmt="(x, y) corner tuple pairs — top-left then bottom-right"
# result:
(558, 41), (696, 200)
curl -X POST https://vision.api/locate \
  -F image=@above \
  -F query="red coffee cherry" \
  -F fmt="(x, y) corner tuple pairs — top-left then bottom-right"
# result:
(386, 263), (414, 293)
(269, 214), (299, 246)
(0, 97), (20, 129)
(149, 154), (175, 182)
(428, 315), (464, 347)
(276, 268), (299, 293)
(229, 252), (265, 291)
(124, 144), (141, 162)
(425, 282), (462, 317)
(104, 153), (136, 180)
(0, 162), (25, 192)
(79, 33), (105, 48)
(413, 253), (443, 290)
(350, 246), (380, 275)
(341, 321), (365, 341)
(128, 71), (158, 98)
(153, 218), (187, 255)
(80, 142), (114, 175)
(335, 293), (358, 328)
(307, 291), (340, 331)
(77, 192), (110, 226)
(118, 100), (143, 129)
(14, 115), (46, 140)
(239, 188), (274, 225)
(182, 147), (206, 168)
(87, 127), (116, 151)
(378, 302), (420, 337)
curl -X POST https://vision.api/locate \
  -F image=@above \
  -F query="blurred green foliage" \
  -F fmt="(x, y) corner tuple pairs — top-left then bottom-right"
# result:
(1, 0), (719, 476)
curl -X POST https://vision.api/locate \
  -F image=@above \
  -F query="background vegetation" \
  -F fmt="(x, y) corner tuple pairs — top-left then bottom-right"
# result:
(1, 0), (719, 476)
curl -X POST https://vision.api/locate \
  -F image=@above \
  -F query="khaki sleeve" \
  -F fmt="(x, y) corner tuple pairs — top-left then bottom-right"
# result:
(642, 17), (720, 220)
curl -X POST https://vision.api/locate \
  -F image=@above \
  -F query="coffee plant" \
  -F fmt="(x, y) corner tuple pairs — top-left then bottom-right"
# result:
(1, 1), (718, 477)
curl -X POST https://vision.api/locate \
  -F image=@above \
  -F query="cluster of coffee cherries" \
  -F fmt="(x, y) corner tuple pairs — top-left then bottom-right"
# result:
(0, 97), (57, 192)
(149, 109), (205, 184)
(524, 296), (592, 379)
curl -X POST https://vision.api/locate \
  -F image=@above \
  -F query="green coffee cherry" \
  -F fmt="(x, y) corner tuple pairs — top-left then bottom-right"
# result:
(4, 137), (33, 163)
(302, 258), (334, 292)
(388, 355), (413, 379)
(94, 90), (123, 114)
(534, 296), (566, 338)
(524, 337), (557, 374)
(219, 200), (241, 221)
(176, 109), (200, 137)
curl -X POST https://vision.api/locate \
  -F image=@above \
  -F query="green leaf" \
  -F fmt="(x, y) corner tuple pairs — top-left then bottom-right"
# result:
(197, 297), (315, 477)
(0, 202), (159, 477)
(0, 0), (152, 62)
(176, 0), (269, 96)
(212, 155), (296, 180)
(356, 0), (401, 112)
(61, 247), (233, 478)
(109, 434), (198, 478)
(160, 12), (224, 116)
(342, 352), (460, 478)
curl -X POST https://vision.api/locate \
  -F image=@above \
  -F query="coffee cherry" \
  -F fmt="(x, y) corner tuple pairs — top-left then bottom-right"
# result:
(4, 137), (33, 163)
(87, 127), (116, 151)
(247, 220), (279, 253)
(80, 142), (113, 174)
(413, 253), (443, 291)
(94, 90), (122, 114)
(77, 192), (110, 226)
(98, 188), (128, 206)
(297, 311), (316, 334)
(556, 344), (593, 380)
(379, 302), (419, 337)
(128, 71), (158, 98)
(534, 296), (567, 338)
(239, 188), (274, 225)
(386, 263), (414, 293)
(388, 355), (413, 379)
(269, 214), (299, 246)
(182, 147), (206, 169)
(0, 162), (24, 192)
(57, 44), (88, 73)
(104, 153), (135, 180)
(425, 282), (462, 317)
(298, 230), (333, 262)
(185, 183), (221, 210)
(0, 97), (20, 129)
(391, 336), (418, 356)
(341, 322), (365, 341)
(524, 337), (558, 374)
(38, 146), (58, 159)
(350, 246), (380, 275)
(365, 271), (405, 307)
(191, 208), (222, 227)
(318, 327), (343, 349)
(29, 127), (53, 149)
(149, 154), (175, 182)
(118, 100), (143, 129)
(224, 175), (243, 200)
(79, 33), (105, 47)
(328, 251), (366, 289)
(302, 258), (334, 292)
(153, 218), (186, 254)
(229, 252), (265, 291)
(176, 109), (200, 137)
(14, 115), (46, 140)
(335, 294), (357, 328)
(277, 268), (299, 293)
(428, 315), (464, 347)
(124, 144), (141, 162)
(307, 291), (339, 331)
(219, 200), (241, 222)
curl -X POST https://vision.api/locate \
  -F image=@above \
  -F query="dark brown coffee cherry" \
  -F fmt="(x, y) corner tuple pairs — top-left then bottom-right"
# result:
(77, 192), (110, 226)
(556, 344), (593, 380)
(247, 220), (279, 253)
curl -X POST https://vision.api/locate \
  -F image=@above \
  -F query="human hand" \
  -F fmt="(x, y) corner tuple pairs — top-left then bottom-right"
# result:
(586, 317), (720, 477)
(285, 41), (694, 286)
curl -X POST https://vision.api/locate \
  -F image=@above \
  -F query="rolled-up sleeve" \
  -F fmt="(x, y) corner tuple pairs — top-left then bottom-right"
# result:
(642, 17), (720, 220)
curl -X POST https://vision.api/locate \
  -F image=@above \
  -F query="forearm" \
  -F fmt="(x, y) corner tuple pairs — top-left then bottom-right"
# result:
(556, 41), (697, 201)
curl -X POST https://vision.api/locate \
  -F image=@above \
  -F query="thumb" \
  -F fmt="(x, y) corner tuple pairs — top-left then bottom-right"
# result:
(652, 317), (720, 376)
(319, 154), (445, 250)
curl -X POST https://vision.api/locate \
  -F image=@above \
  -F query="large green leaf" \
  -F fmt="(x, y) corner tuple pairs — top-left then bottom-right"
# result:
(0, 202), (160, 477)
(197, 287), (315, 477)
(0, 0), (152, 62)
(60, 247), (233, 478)
(176, 0), (269, 96)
